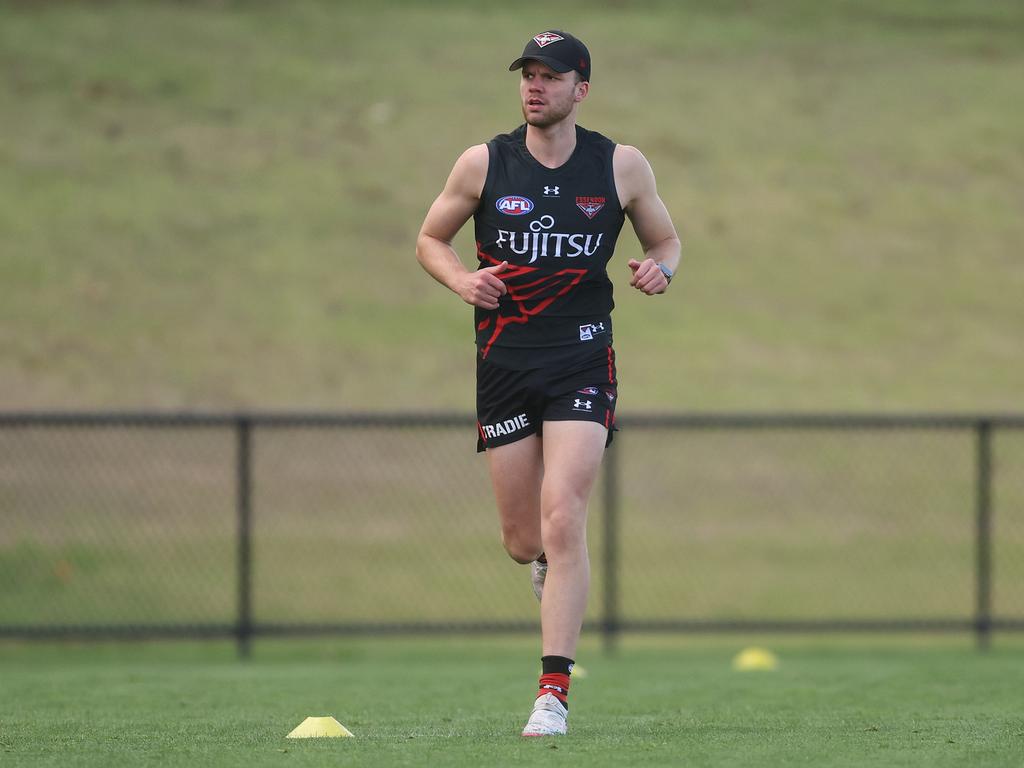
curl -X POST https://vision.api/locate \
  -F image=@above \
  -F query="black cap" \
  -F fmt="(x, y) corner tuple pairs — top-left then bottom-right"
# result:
(509, 30), (591, 82)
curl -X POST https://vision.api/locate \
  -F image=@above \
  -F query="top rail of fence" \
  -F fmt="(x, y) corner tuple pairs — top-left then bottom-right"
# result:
(1, 411), (1023, 430)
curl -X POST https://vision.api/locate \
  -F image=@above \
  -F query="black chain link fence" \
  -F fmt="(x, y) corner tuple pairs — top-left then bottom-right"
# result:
(2, 412), (1022, 653)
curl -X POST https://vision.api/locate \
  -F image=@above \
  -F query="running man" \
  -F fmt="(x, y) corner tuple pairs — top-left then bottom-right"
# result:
(415, 30), (681, 736)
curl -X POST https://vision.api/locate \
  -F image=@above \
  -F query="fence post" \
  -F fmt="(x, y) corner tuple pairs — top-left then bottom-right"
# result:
(975, 420), (993, 651)
(602, 438), (620, 654)
(236, 417), (253, 659)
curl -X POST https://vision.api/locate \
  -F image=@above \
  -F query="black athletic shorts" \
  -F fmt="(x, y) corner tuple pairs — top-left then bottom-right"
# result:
(476, 346), (618, 452)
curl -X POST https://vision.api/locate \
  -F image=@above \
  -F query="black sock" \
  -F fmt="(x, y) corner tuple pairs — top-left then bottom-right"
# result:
(541, 655), (574, 676)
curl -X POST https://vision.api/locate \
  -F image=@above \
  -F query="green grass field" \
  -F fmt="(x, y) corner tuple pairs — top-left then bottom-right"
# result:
(3, 638), (1023, 767)
(3, 5), (1023, 764)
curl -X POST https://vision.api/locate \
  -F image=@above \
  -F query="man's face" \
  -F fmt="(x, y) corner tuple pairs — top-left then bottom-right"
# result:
(520, 60), (586, 128)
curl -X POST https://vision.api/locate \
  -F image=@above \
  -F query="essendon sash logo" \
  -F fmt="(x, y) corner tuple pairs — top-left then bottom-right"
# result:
(576, 196), (605, 219)
(533, 32), (564, 47)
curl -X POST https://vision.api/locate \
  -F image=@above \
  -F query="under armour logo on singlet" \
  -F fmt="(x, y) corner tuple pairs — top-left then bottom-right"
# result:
(543, 186), (560, 197)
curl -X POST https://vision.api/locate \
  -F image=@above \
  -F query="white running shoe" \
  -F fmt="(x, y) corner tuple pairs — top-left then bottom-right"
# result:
(521, 692), (568, 737)
(531, 558), (547, 602)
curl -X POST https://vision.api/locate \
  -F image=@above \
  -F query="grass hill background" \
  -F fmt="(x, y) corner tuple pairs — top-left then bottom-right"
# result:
(2, 0), (1022, 412)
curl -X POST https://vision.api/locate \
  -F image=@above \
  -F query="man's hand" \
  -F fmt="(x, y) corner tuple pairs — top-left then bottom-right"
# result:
(457, 261), (509, 309)
(628, 258), (669, 295)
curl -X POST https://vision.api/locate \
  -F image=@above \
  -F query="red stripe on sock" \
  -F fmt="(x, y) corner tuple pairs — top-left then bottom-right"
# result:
(537, 673), (570, 704)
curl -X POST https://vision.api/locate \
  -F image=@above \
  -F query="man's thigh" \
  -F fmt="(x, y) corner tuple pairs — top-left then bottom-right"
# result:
(540, 421), (608, 510)
(486, 434), (544, 508)
(486, 433), (544, 549)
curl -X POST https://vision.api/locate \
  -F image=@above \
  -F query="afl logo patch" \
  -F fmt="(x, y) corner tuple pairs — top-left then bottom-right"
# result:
(496, 195), (534, 216)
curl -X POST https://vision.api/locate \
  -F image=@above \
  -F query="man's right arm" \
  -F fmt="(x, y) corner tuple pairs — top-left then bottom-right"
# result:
(416, 144), (509, 310)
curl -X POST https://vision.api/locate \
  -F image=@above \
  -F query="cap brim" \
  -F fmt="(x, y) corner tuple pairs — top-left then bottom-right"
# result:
(508, 55), (574, 73)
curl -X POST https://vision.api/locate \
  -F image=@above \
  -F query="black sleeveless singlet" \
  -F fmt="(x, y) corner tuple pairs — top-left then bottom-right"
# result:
(473, 124), (626, 370)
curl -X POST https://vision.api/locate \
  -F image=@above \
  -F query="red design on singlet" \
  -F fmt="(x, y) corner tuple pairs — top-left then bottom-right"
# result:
(476, 249), (586, 360)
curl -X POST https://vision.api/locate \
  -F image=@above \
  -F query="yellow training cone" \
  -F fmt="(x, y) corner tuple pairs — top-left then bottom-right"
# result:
(732, 647), (779, 671)
(286, 716), (354, 738)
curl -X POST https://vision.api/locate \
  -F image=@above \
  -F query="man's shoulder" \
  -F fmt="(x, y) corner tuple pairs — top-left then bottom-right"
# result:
(611, 145), (656, 209)
(612, 144), (654, 180)
(448, 144), (489, 198)
(452, 143), (489, 172)
(612, 143), (645, 165)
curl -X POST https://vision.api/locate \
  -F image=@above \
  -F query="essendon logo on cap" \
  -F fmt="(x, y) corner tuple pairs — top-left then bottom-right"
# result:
(576, 196), (605, 219)
(533, 32), (564, 48)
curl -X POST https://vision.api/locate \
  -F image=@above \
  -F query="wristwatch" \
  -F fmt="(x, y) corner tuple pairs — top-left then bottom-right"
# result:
(658, 263), (674, 284)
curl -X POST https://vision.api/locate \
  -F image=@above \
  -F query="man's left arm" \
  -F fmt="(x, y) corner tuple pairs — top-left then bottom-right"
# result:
(614, 144), (681, 295)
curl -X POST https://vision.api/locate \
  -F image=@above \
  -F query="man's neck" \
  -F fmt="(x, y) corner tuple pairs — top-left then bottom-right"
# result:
(525, 119), (578, 169)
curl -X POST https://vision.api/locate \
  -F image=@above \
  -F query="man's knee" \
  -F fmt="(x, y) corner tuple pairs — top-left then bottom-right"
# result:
(541, 503), (587, 555)
(501, 523), (542, 564)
